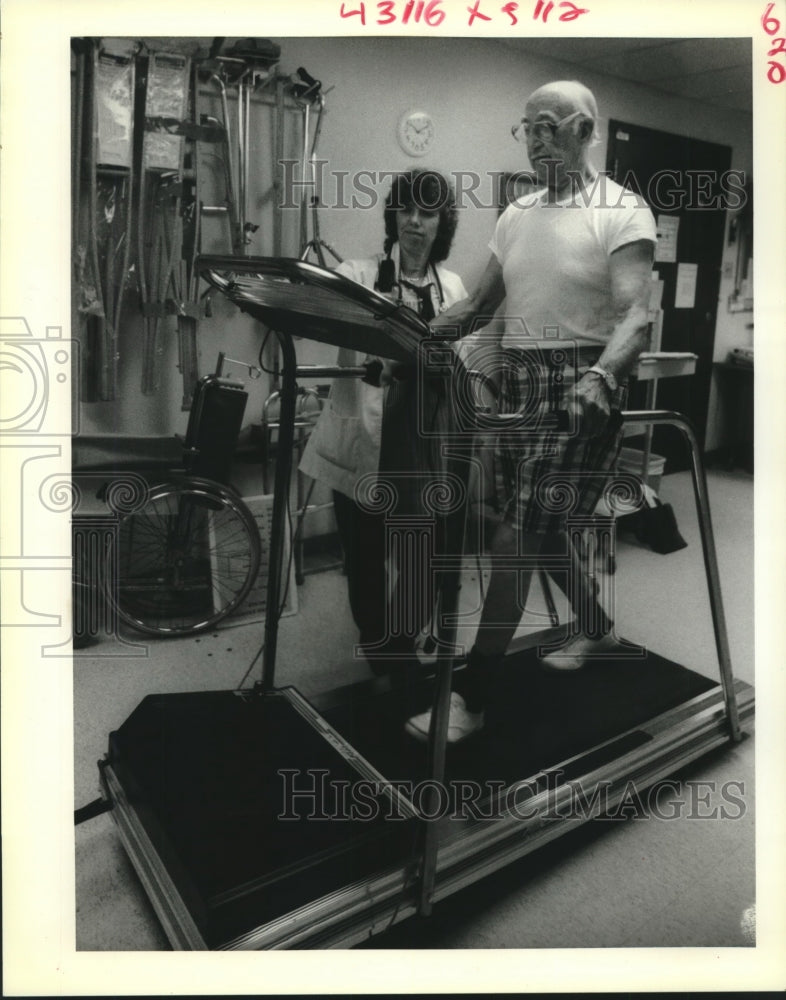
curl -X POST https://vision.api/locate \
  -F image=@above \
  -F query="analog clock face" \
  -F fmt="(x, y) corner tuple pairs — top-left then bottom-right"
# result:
(397, 110), (435, 157)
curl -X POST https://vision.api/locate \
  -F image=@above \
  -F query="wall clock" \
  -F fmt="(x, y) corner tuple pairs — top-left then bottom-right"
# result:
(397, 109), (435, 157)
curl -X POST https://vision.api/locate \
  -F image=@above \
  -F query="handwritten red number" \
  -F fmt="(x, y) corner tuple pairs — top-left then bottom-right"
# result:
(373, 0), (443, 25)
(558, 1), (589, 20)
(467, 0), (492, 23)
(533, 0), (555, 19)
(340, 1), (366, 23)
(501, 1), (519, 23)
(377, 0), (396, 22)
(762, 2), (780, 34)
(767, 60), (786, 82)
(762, 5), (784, 83)
(424, 0), (446, 25)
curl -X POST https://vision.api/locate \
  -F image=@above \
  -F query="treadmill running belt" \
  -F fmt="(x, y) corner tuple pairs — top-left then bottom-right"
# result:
(320, 646), (719, 791)
(107, 648), (717, 948)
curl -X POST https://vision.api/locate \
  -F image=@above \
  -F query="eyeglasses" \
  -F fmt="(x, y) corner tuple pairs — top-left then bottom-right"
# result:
(511, 110), (583, 143)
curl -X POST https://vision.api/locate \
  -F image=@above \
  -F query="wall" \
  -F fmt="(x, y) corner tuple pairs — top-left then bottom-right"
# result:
(79, 35), (752, 464)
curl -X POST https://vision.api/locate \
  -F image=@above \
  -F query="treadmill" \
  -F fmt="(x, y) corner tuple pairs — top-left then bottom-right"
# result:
(97, 256), (753, 950)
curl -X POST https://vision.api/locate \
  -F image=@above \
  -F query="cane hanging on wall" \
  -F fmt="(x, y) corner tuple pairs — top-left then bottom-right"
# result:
(290, 66), (342, 269)
(171, 55), (230, 410)
(170, 58), (202, 409)
(203, 38), (281, 256)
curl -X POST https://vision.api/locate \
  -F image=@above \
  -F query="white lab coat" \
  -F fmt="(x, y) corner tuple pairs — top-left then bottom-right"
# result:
(299, 248), (467, 498)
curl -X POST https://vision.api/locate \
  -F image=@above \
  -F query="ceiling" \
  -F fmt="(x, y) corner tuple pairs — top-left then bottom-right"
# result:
(499, 37), (752, 113)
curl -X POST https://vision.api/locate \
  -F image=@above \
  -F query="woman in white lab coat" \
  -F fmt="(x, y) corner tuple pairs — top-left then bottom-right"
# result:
(300, 169), (467, 669)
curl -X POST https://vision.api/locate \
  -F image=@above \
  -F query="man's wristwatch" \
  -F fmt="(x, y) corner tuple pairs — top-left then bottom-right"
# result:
(585, 365), (618, 393)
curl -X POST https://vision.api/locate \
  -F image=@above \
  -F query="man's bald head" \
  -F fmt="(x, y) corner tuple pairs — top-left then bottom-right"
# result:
(528, 80), (598, 121)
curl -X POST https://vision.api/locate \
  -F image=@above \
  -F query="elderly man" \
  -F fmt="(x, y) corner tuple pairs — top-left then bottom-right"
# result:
(407, 80), (657, 743)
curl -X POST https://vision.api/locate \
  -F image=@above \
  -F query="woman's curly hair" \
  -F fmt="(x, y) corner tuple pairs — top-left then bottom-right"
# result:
(383, 169), (458, 264)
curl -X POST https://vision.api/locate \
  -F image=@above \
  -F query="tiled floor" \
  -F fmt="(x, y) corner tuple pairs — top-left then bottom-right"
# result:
(74, 468), (756, 950)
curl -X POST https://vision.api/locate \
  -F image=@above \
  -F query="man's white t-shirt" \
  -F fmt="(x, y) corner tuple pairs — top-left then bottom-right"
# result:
(489, 174), (657, 348)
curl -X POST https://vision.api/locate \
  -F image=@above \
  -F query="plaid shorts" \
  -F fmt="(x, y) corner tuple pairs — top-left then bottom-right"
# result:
(493, 348), (627, 534)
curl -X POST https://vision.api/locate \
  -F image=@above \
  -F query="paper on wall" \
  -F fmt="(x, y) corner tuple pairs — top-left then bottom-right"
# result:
(674, 263), (699, 309)
(649, 274), (665, 310)
(655, 215), (679, 263)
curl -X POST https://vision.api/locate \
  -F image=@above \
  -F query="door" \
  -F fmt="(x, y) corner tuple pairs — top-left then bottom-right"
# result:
(606, 121), (732, 471)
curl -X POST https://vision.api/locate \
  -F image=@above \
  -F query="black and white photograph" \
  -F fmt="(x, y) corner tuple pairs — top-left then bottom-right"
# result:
(2, 0), (785, 994)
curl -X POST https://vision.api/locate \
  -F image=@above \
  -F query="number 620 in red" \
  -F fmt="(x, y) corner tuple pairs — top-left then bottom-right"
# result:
(762, 2), (786, 83)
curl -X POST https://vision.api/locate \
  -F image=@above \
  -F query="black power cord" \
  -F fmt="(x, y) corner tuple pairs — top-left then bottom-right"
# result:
(74, 797), (113, 825)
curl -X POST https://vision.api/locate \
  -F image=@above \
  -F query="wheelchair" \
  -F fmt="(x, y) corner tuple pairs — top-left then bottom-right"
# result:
(72, 371), (262, 640)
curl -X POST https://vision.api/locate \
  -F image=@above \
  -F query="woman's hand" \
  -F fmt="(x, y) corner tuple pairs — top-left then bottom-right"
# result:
(361, 356), (384, 386)
(362, 355), (408, 387)
(377, 358), (399, 386)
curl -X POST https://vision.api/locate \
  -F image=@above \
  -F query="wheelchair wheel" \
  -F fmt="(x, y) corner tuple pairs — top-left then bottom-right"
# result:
(111, 478), (262, 636)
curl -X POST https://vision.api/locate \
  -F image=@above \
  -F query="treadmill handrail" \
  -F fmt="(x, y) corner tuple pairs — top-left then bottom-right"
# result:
(416, 405), (742, 916)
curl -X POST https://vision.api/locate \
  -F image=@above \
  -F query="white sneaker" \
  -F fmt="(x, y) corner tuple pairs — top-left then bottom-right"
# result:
(405, 692), (484, 744)
(539, 632), (630, 672)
